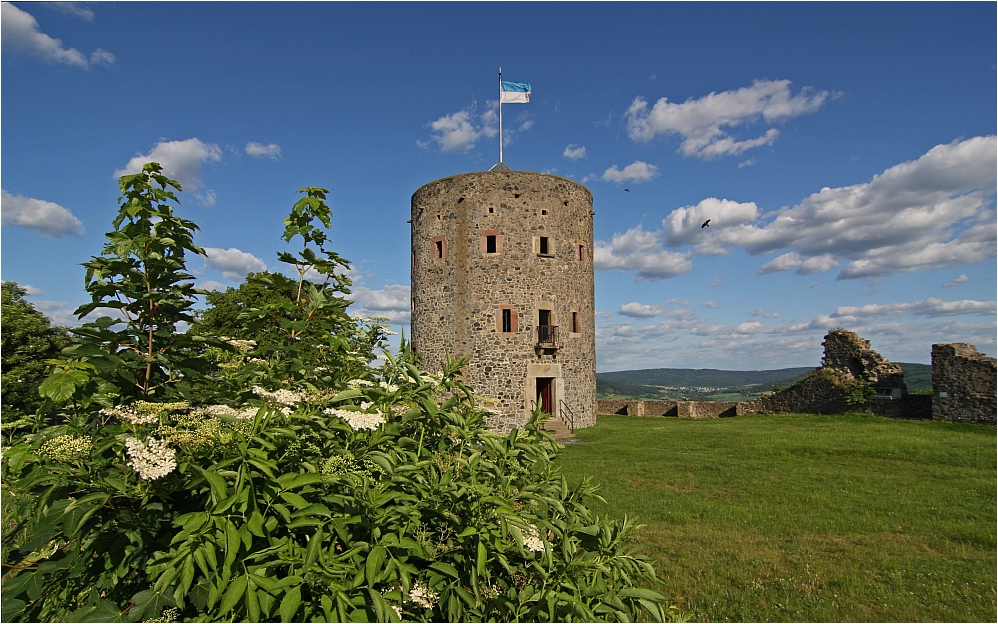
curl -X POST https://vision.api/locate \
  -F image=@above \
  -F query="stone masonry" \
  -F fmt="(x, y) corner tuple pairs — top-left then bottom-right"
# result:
(932, 343), (997, 425)
(410, 170), (596, 432)
(598, 330), (991, 424)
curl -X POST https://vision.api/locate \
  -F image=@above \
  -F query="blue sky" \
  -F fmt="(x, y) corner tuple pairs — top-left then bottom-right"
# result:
(2, 1), (995, 372)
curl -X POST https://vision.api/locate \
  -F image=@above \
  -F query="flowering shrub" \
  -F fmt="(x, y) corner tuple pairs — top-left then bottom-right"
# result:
(1, 167), (669, 622)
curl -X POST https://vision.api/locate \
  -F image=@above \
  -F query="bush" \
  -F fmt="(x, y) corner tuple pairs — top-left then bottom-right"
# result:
(1, 165), (668, 622)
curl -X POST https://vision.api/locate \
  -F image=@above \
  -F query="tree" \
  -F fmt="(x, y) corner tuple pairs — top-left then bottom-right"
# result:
(54, 163), (208, 406)
(0, 282), (70, 423)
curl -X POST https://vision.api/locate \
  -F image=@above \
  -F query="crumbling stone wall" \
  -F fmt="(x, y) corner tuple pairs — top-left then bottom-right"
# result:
(822, 329), (907, 392)
(738, 370), (850, 415)
(932, 343), (996, 425)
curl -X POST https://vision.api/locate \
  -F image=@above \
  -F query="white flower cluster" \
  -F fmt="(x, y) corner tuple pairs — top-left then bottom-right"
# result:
(38, 434), (93, 464)
(194, 404), (259, 420)
(102, 401), (189, 426)
(519, 525), (546, 552)
(225, 338), (257, 352)
(378, 381), (400, 393)
(124, 436), (177, 481)
(252, 386), (301, 413)
(348, 379), (374, 388)
(323, 408), (385, 431)
(408, 582), (439, 609)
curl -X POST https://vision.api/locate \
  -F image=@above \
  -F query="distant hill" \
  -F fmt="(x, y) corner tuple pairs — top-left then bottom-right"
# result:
(597, 362), (933, 401)
(598, 367), (817, 389)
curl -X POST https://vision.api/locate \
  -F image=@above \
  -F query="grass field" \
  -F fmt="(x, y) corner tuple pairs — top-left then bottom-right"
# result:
(555, 413), (997, 622)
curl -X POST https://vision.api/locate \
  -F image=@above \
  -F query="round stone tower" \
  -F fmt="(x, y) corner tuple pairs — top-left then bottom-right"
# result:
(410, 170), (596, 431)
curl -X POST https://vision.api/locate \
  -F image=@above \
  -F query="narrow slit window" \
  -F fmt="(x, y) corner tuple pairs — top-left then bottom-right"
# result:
(486, 235), (497, 254)
(571, 311), (580, 333)
(433, 235), (446, 260)
(539, 236), (550, 255)
(499, 306), (517, 334)
(578, 244), (587, 262)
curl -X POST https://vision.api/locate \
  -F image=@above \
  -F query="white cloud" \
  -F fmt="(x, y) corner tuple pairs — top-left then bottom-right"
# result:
(661, 197), (760, 248)
(203, 247), (267, 280)
(1, 2), (114, 67)
(42, 2), (93, 21)
(420, 103), (497, 153)
(245, 142), (282, 159)
(824, 297), (996, 323)
(594, 225), (693, 280)
(1, 190), (84, 237)
(197, 279), (229, 292)
(563, 144), (587, 160)
(943, 274), (970, 288)
(601, 161), (659, 185)
(115, 138), (223, 190)
(724, 135), (997, 279)
(21, 284), (43, 296)
(757, 252), (840, 275)
(625, 79), (833, 159)
(195, 190), (216, 207)
(350, 283), (411, 324)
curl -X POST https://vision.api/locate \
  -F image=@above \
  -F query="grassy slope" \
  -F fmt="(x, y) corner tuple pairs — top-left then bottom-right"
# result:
(556, 414), (996, 622)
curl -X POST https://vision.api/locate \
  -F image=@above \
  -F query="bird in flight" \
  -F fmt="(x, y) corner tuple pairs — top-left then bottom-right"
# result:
(624, 188), (630, 192)
(701, 219), (711, 228)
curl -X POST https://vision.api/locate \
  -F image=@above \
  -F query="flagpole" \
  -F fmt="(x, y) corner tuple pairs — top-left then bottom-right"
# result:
(498, 67), (504, 164)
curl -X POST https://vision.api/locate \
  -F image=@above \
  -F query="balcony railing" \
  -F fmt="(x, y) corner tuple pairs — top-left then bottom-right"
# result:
(537, 325), (559, 346)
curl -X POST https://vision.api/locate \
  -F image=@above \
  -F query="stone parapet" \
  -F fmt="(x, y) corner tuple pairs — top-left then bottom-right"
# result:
(932, 343), (996, 425)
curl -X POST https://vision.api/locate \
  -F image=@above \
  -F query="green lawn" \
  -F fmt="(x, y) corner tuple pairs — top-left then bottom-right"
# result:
(556, 413), (997, 622)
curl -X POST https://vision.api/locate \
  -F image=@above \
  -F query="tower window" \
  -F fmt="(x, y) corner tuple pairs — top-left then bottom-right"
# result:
(577, 244), (587, 262)
(488, 206), (494, 214)
(498, 306), (518, 334)
(432, 235), (446, 260)
(537, 236), (551, 256)
(540, 209), (548, 216)
(571, 311), (580, 334)
(480, 230), (502, 255)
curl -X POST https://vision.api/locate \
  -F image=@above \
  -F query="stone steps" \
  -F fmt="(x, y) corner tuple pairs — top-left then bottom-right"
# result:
(541, 416), (581, 445)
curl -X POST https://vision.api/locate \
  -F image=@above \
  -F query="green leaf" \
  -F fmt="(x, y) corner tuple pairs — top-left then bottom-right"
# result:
(38, 368), (88, 402)
(280, 586), (302, 622)
(430, 561), (459, 578)
(366, 545), (387, 586)
(219, 574), (248, 614)
(280, 491), (309, 509)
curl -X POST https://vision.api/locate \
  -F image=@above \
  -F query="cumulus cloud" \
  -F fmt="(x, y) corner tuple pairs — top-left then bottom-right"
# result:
(203, 247), (267, 280)
(662, 197), (760, 248)
(625, 79), (833, 159)
(563, 144), (587, 160)
(114, 138), (222, 190)
(350, 284), (411, 324)
(594, 225), (693, 280)
(1, 2), (114, 67)
(725, 135), (997, 279)
(245, 142), (281, 159)
(820, 297), (996, 324)
(596, 136), (996, 282)
(420, 103), (498, 153)
(601, 161), (659, 185)
(1, 190), (84, 237)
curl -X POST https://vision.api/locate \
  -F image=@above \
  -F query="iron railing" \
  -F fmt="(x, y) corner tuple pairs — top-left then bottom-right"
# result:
(537, 325), (559, 345)
(558, 399), (576, 432)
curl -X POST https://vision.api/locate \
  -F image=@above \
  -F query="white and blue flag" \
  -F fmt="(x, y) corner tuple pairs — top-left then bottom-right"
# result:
(500, 81), (531, 104)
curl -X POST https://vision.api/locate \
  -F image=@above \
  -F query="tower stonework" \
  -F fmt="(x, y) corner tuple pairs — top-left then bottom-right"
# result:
(410, 170), (596, 431)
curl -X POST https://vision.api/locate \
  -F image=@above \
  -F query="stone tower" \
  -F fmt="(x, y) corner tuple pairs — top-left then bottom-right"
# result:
(410, 170), (596, 431)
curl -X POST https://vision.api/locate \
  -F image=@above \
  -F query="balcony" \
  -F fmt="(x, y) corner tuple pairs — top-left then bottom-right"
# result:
(536, 325), (559, 348)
